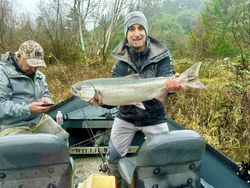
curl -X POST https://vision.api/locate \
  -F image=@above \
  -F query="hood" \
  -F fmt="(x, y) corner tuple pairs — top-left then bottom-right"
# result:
(110, 36), (168, 63)
(0, 52), (15, 66)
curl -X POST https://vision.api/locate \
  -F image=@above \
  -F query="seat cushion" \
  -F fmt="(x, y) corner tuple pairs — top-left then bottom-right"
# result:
(0, 134), (69, 170)
(118, 157), (137, 184)
(136, 130), (206, 166)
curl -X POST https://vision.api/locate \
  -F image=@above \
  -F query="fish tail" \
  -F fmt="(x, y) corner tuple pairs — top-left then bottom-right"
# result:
(179, 62), (207, 89)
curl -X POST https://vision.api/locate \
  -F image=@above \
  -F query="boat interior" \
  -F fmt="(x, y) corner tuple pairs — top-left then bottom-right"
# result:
(0, 96), (249, 188)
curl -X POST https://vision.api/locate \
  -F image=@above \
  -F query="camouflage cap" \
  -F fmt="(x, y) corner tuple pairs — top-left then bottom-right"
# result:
(18, 40), (46, 67)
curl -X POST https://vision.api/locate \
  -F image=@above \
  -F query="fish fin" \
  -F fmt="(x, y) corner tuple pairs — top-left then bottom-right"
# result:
(134, 102), (146, 110)
(94, 98), (99, 109)
(179, 62), (207, 89)
(125, 74), (141, 79)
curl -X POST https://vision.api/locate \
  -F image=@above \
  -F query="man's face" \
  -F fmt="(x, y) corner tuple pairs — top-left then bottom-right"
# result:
(17, 54), (38, 75)
(127, 24), (146, 52)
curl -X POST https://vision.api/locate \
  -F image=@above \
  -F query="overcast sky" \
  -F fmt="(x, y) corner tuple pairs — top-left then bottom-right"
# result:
(17, 0), (37, 12)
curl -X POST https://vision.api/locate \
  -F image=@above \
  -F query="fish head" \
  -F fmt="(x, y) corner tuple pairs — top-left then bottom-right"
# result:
(70, 82), (96, 102)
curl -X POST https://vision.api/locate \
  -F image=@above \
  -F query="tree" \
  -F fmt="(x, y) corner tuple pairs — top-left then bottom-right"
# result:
(175, 9), (199, 34)
(141, 0), (164, 17)
(162, 0), (206, 15)
(199, 0), (236, 56)
(194, 0), (250, 95)
(188, 15), (209, 61)
(231, 0), (250, 69)
(36, 0), (71, 60)
(73, 0), (98, 64)
(149, 13), (188, 58)
(0, 0), (16, 53)
(95, 0), (132, 64)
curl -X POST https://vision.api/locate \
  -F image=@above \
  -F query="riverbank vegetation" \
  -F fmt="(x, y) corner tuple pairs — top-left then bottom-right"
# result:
(1, 0), (250, 164)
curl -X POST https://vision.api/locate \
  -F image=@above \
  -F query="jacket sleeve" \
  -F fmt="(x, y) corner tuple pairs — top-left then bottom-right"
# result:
(111, 60), (127, 78)
(156, 50), (176, 77)
(0, 67), (30, 119)
(156, 50), (176, 96)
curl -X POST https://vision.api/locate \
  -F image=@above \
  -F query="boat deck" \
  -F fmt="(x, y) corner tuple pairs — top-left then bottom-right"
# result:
(74, 157), (108, 180)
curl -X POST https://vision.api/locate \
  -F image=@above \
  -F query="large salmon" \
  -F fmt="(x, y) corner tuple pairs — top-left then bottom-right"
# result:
(70, 62), (206, 109)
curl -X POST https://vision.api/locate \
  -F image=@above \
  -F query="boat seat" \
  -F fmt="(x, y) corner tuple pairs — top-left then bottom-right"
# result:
(0, 134), (74, 188)
(118, 130), (206, 188)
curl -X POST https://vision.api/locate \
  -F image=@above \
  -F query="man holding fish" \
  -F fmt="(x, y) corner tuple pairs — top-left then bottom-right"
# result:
(87, 11), (187, 187)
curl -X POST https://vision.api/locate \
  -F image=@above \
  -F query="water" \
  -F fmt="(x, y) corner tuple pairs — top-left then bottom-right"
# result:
(56, 111), (63, 125)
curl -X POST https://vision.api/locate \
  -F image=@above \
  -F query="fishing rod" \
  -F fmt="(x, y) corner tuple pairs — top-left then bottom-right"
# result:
(50, 53), (111, 175)
(70, 129), (111, 147)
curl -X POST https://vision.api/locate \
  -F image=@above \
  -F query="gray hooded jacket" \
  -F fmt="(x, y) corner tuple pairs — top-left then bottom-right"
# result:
(109, 36), (175, 126)
(0, 52), (52, 131)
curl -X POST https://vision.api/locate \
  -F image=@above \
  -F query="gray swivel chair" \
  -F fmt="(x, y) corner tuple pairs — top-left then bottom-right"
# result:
(0, 134), (74, 188)
(118, 130), (206, 188)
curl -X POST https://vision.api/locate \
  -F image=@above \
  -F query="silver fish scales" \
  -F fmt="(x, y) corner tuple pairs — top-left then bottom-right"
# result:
(71, 62), (206, 110)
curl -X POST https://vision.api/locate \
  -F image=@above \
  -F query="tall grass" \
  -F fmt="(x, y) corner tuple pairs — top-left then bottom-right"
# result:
(166, 59), (250, 164)
(40, 58), (250, 165)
